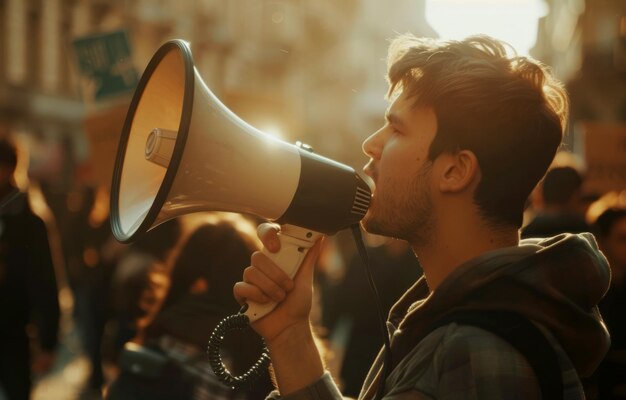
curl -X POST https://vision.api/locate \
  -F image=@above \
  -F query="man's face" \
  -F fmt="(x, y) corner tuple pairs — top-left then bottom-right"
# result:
(361, 93), (438, 245)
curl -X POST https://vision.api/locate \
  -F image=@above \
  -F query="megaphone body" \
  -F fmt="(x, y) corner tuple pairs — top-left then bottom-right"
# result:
(110, 40), (371, 323)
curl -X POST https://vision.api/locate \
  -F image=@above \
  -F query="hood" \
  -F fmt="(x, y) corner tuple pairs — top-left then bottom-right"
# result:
(388, 233), (611, 378)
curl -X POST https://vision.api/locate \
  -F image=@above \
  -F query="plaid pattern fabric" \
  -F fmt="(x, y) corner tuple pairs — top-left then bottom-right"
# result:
(267, 323), (584, 400)
(391, 323), (583, 399)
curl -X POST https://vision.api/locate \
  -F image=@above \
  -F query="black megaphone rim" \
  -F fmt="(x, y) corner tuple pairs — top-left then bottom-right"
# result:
(110, 39), (194, 243)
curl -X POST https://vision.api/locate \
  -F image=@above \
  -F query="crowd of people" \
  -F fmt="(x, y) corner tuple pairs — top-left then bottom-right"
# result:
(0, 33), (625, 400)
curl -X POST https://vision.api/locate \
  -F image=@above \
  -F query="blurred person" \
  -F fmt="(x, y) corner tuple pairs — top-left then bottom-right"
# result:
(70, 185), (125, 399)
(234, 35), (610, 399)
(522, 166), (591, 238)
(587, 191), (626, 399)
(107, 214), (272, 400)
(0, 137), (60, 400)
(110, 218), (182, 356)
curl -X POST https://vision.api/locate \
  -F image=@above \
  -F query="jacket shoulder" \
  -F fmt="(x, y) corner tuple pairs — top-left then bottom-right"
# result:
(388, 324), (585, 399)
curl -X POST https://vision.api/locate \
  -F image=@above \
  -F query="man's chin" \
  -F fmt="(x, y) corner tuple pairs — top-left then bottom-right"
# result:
(361, 215), (385, 236)
(362, 215), (412, 242)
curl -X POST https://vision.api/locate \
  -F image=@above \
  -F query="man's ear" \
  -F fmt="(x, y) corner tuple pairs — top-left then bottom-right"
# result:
(437, 150), (480, 193)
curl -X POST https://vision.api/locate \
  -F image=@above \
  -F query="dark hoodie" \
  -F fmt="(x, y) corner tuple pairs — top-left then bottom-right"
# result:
(359, 232), (610, 399)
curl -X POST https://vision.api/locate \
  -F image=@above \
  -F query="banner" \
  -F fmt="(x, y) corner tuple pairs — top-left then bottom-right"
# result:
(72, 30), (138, 102)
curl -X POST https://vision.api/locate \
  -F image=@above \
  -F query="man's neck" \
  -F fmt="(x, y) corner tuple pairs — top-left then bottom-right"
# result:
(412, 213), (519, 292)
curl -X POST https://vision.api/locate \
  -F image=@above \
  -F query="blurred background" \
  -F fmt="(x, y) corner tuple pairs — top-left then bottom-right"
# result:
(0, 0), (625, 399)
(2, 0), (626, 210)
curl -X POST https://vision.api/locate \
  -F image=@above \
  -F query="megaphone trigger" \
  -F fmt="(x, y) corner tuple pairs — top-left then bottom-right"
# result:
(243, 224), (323, 323)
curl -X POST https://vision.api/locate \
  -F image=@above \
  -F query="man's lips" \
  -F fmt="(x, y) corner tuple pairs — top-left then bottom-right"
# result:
(363, 160), (378, 184)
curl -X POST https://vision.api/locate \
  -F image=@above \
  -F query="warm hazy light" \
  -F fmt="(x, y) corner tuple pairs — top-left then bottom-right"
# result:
(426, 0), (548, 56)
(262, 126), (283, 140)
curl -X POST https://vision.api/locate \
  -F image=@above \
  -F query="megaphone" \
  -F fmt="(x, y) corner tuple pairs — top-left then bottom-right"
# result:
(110, 39), (371, 324)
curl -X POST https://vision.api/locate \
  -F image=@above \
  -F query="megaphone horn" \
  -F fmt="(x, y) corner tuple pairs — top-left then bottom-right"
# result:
(111, 39), (370, 246)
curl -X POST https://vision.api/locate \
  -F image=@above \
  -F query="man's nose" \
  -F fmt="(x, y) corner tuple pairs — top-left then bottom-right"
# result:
(362, 127), (384, 160)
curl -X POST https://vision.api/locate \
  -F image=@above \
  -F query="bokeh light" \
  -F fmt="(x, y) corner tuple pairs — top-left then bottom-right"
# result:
(426, 0), (549, 55)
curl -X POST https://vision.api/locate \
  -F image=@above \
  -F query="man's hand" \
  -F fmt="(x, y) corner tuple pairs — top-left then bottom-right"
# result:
(234, 223), (327, 395)
(233, 223), (323, 344)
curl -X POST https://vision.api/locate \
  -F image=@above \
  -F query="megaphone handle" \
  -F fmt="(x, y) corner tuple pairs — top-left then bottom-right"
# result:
(244, 224), (323, 323)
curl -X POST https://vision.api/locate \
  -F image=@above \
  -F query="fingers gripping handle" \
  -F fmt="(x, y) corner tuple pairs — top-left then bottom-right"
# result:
(244, 224), (322, 323)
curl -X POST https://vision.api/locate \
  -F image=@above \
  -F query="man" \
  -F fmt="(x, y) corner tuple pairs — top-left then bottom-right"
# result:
(0, 138), (60, 400)
(234, 35), (610, 399)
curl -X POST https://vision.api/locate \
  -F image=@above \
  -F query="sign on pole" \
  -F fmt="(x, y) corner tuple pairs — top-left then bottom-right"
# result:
(72, 30), (138, 102)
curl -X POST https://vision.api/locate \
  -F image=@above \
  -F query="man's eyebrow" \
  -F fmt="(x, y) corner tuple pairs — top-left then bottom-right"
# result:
(385, 112), (405, 128)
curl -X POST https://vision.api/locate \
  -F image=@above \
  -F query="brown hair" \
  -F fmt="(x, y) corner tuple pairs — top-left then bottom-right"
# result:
(387, 34), (569, 228)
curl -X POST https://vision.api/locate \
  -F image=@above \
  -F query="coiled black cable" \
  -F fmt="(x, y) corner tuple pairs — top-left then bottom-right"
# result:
(207, 312), (271, 389)
(208, 225), (389, 398)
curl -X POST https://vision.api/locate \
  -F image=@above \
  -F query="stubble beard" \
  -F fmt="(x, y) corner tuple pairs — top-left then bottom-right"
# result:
(362, 165), (435, 247)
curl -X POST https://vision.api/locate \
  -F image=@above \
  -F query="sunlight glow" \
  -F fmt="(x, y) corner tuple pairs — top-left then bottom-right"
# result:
(426, 0), (549, 56)
(261, 125), (284, 140)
